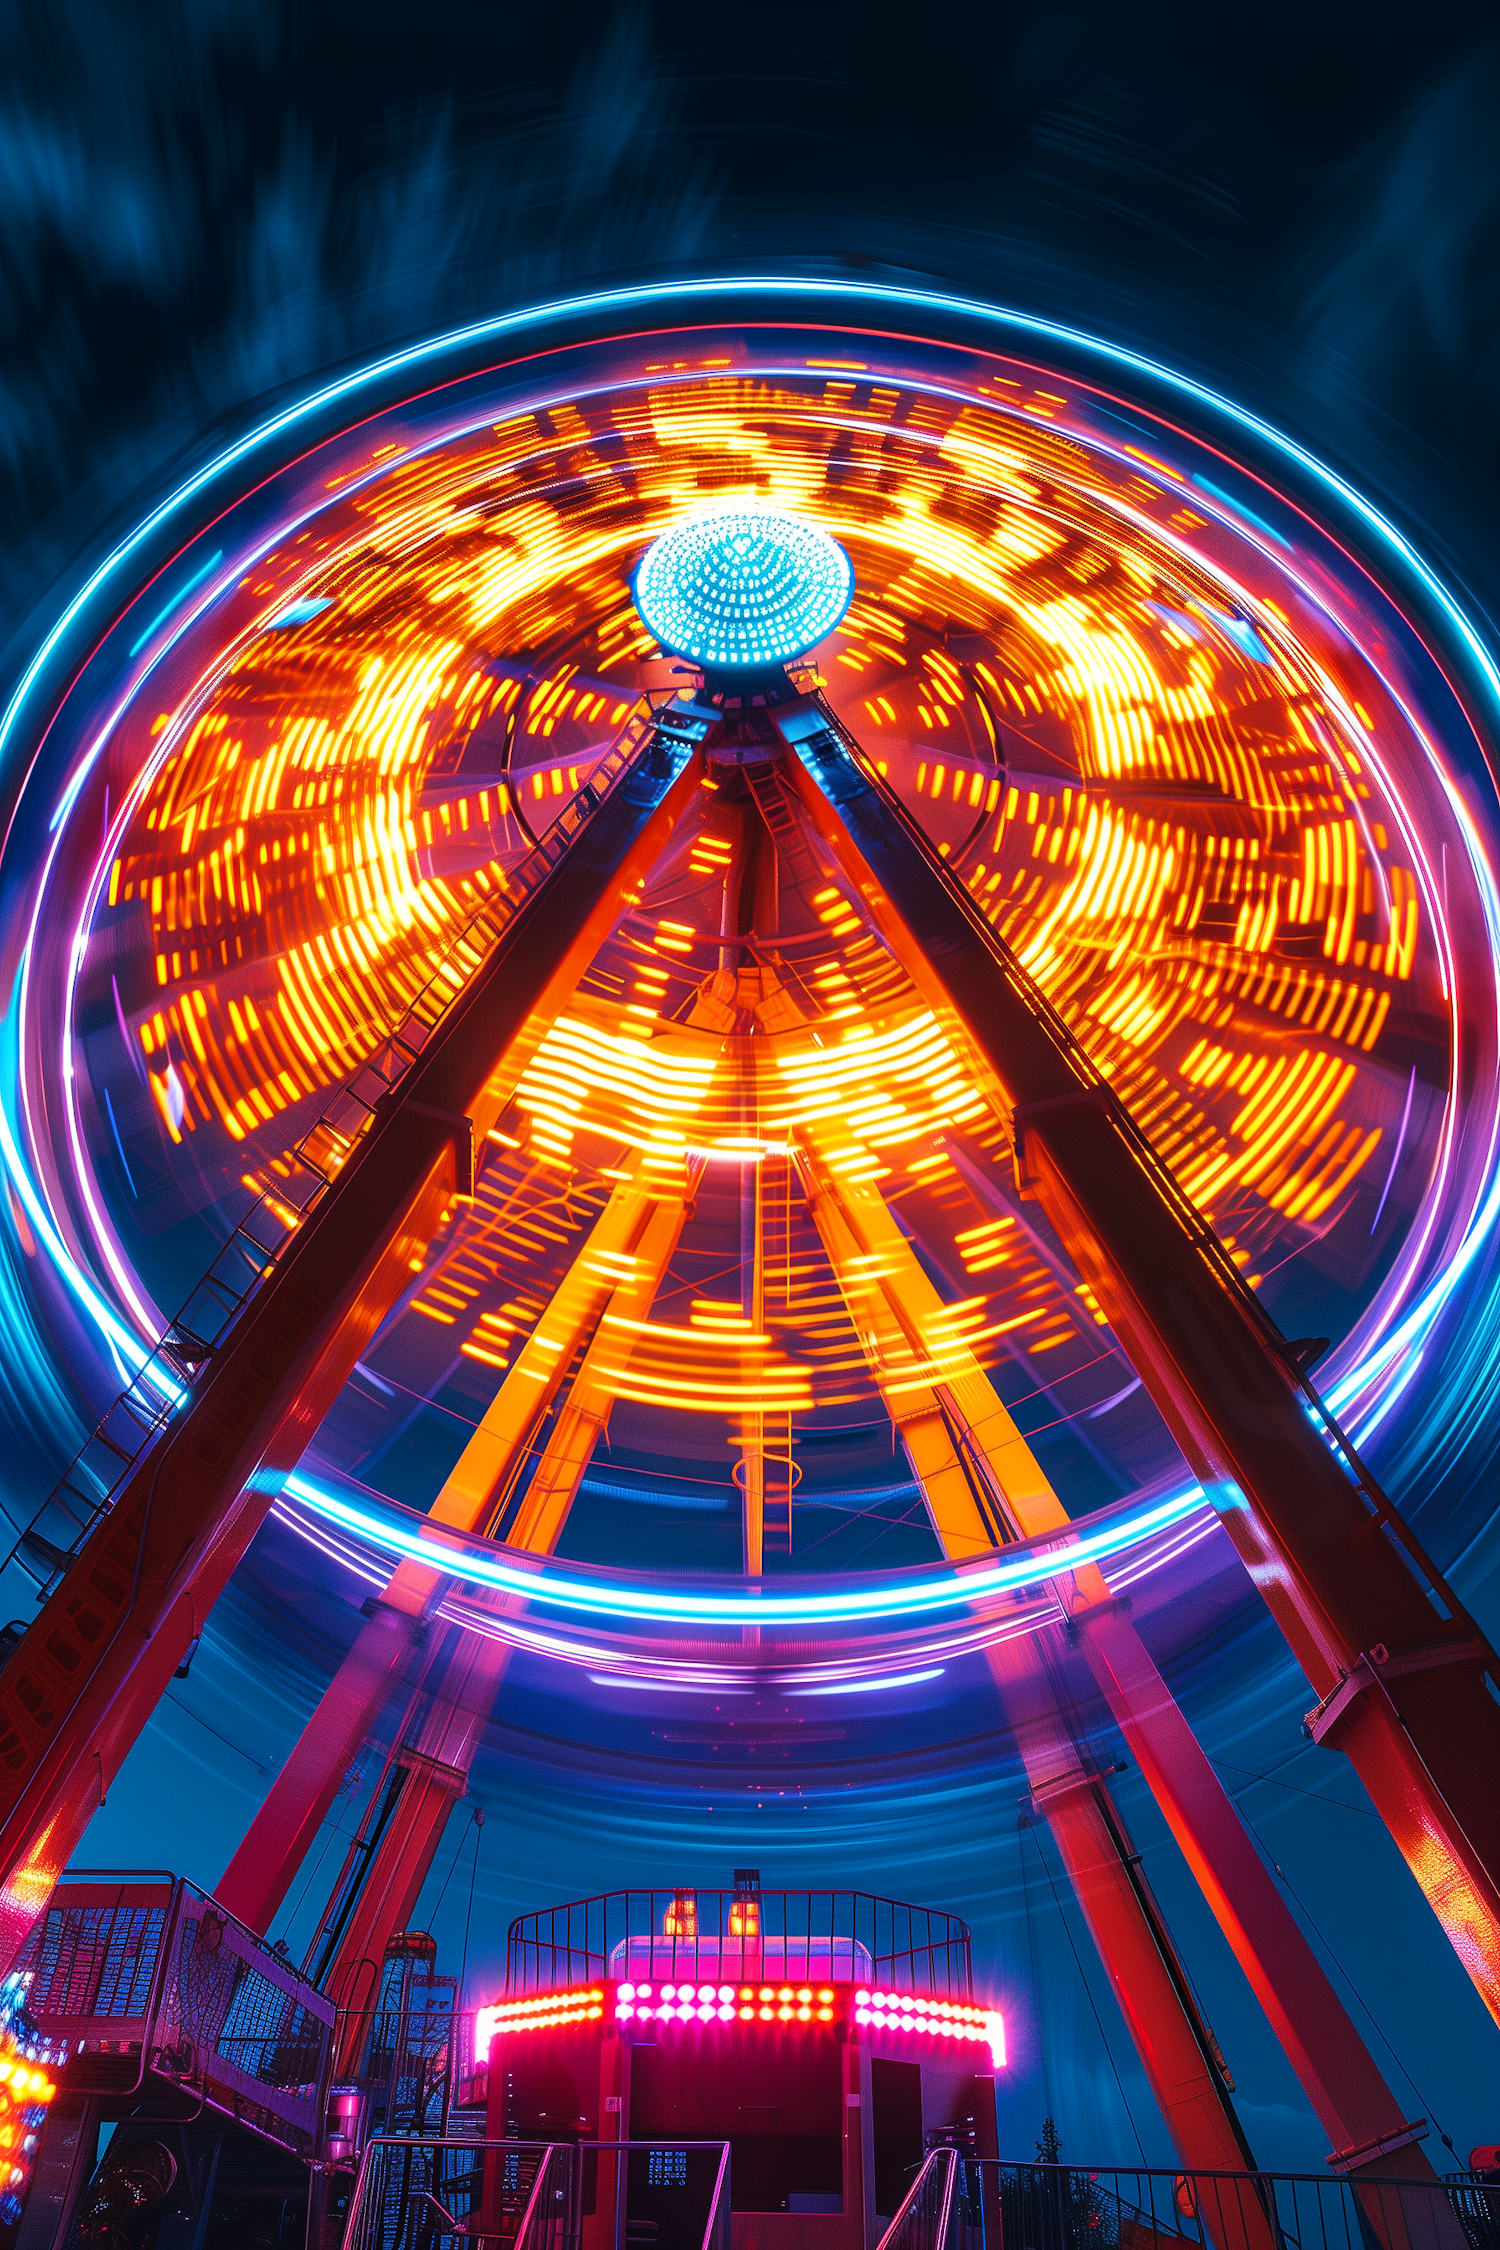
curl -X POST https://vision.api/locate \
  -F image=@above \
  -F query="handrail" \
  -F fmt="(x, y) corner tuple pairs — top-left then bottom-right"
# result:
(339, 2134), (382, 2250)
(340, 2137), (734, 2250)
(344, 2136), (734, 2149)
(505, 1884), (973, 1997)
(512, 2143), (567, 2250)
(928, 2156), (1486, 2250)
(17, 1868), (333, 2142)
(700, 2139), (733, 2250)
(876, 2145), (956, 2250)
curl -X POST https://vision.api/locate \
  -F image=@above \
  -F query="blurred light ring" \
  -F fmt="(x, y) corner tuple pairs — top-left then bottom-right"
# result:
(1, 280), (1497, 1665)
(21, 349), (1492, 1402)
(261, 1460), (1223, 1666)
(266, 1472), (1206, 1647)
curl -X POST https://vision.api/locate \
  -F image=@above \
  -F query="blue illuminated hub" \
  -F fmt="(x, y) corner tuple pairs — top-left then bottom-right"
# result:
(633, 506), (854, 669)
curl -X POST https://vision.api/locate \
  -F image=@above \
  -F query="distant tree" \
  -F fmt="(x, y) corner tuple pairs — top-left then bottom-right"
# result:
(1026, 2119), (1118, 2250)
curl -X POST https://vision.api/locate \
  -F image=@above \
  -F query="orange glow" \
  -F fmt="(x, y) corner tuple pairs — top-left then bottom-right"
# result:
(96, 361), (1436, 1528)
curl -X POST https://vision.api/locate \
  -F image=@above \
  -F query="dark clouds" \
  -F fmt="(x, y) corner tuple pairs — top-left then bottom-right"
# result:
(5, 0), (1500, 623)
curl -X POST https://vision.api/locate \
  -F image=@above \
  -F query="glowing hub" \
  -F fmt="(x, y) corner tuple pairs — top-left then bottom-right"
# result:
(633, 506), (853, 668)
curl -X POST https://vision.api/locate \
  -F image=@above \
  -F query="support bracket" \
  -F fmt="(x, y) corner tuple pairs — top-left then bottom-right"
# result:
(359, 1596), (429, 1648)
(1064, 1594), (1133, 1640)
(395, 1748), (470, 1801)
(1010, 1088), (1110, 1198)
(403, 1103), (476, 1196)
(1325, 2118), (1429, 2173)
(1304, 1638), (1492, 1746)
(1020, 1760), (1128, 1816)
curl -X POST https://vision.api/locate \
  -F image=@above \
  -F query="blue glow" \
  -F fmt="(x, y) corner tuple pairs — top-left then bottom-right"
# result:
(7, 276), (1500, 1663)
(276, 1473), (1204, 1624)
(633, 505), (853, 667)
(789, 1669), (946, 1696)
(9, 274), (1500, 828)
(126, 549), (223, 657)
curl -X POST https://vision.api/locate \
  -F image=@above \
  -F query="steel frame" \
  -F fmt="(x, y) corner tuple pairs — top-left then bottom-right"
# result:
(1, 665), (1493, 2212)
(0, 708), (708, 1972)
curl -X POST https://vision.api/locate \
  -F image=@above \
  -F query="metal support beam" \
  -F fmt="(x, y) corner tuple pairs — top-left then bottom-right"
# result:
(795, 1137), (1263, 2195)
(1010, 1680), (1265, 2202)
(214, 1170), (681, 1931)
(0, 716), (706, 1972)
(795, 1095), (1449, 2210)
(1073, 1600), (1450, 2189)
(320, 1666), (493, 2078)
(775, 696), (1500, 2028)
(314, 1179), (683, 2043)
(506, 1191), (691, 1555)
(307, 1181), (692, 1997)
(218, 1167), (690, 1941)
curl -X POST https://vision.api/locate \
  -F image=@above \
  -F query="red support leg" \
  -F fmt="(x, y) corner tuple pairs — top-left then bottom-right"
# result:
(990, 1634), (1268, 2220)
(0, 724), (704, 1972)
(215, 1593), (428, 1937)
(1075, 1600), (1451, 2188)
(777, 704), (1500, 2028)
(318, 1626), (509, 2077)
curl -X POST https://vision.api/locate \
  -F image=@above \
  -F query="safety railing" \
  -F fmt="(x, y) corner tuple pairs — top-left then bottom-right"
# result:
(699, 2140), (732, 2250)
(942, 2160), (1496, 2250)
(512, 2143), (573, 2250)
(0, 693), (699, 1613)
(340, 2138), (733, 2250)
(507, 1886), (972, 1997)
(878, 2145), (958, 2250)
(13, 1870), (333, 2153)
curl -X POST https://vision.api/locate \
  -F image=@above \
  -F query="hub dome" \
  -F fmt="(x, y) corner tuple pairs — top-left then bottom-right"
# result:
(633, 504), (854, 668)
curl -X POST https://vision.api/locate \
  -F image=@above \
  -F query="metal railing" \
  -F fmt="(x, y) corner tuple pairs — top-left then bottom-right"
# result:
(0, 693), (683, 1614)
(511, 2144), (573, 2250)
(699, 2141), (733, 2250)
(341, 2138), (733, 2250)
(938, 2161), (1498, 2250)
(878, 2146), (959, 2250)
(13, 1870), (333, 2153)
(506, 1887), (972, 1997)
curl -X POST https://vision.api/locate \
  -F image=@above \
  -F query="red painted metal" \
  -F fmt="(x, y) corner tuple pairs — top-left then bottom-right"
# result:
(217, 1176), (688, 1938)
(778, 701), (1500, 2030)
(1075, 1602), (1444, 2182)
(988, 1633), (1263, 2195)
(0, 735), (703, 1974)
(318, 1626), (509, 2075)
(215, 1592), (428, 1936)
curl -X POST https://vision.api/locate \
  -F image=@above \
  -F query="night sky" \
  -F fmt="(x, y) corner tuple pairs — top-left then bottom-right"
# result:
(5, 0), (1500, 2180)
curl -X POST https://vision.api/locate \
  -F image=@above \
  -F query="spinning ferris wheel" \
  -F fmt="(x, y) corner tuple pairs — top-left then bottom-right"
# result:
(0, 282), (1495, 2213)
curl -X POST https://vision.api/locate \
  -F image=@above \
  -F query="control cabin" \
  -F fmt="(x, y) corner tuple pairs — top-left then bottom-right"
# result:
(479, 1878), (1005, 2250)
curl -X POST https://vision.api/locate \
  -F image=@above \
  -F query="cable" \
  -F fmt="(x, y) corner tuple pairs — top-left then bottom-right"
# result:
(1018, 1817), (1059, 2130)
(428, 1804), (476, 1928)
(1210, 1754), (1381, 1822)
(1230, 1796), (1457, 2156)
(458, 1809), (484, 2007)
(1023, 1816), (1148, 2167)
(275, 1814), (348, 1952)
